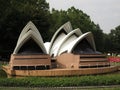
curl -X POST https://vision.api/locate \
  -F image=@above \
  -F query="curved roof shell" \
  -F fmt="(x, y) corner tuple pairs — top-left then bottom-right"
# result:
(57, 28), (82, 56)
(17, 21), (43, 44)
(49, 22), (73, 56)
(13, 22), (46, 54)
(68, 32), (96, 53)
(44, 42), (50, 54)
(13, 21), (97, 56)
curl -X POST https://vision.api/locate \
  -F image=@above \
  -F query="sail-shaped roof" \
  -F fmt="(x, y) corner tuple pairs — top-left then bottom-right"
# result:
(68, 32), (96, 54)
(13, 21), (97, 56)
(49, 22), (73, 56)
(13, 21), (46, 54)
(57, 28), (82, 56)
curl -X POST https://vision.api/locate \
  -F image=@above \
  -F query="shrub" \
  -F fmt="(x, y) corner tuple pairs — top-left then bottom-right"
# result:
(0, 71), (120, 87)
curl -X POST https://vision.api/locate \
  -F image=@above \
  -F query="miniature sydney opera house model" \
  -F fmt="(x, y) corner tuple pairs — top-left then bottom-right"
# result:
(3, 21), (118, 77)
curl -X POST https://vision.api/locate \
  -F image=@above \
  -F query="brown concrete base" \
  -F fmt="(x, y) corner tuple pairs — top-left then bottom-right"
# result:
(9, 54), (51, 70)
(2, 65), (118, 78)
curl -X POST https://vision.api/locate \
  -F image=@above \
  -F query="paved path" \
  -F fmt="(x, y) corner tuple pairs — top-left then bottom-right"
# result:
(0, 85), (120, 90)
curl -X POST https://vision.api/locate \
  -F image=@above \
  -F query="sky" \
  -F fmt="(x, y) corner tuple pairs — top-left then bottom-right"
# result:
(46, 0), (120, 33)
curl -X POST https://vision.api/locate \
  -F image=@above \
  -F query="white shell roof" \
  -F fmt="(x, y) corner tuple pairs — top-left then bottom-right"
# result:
(68, 32), (96, 53)
(49, 21), (73, 56)
(13, 21), (97, 57)
(13, 21), (47, 54)
(50, 21), (72, 44)
(47, 21), (96, 57)
(44, 42), (50, 54)
(57, 28), (82, 56)
(17, 21), (43, 44)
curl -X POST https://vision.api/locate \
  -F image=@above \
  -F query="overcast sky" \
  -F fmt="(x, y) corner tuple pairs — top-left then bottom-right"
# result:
(46, 0), (120, 33)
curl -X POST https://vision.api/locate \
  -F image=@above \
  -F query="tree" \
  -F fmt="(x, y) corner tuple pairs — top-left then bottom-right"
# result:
(109, 25), (120, 54)
(0, 0), (50, 60)
(102, 33), (112, 53)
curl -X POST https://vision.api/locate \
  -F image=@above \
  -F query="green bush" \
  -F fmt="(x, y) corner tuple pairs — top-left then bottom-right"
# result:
(0, 72), (120, 87)
(0, 69), (7, 78)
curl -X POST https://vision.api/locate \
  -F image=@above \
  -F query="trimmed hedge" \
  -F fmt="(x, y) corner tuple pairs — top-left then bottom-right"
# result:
(0, 74), (120, 87)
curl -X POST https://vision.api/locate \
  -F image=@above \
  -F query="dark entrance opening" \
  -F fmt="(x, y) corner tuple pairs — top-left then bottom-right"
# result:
(18, 38), (44, 54)
(72, 38), (97, 54)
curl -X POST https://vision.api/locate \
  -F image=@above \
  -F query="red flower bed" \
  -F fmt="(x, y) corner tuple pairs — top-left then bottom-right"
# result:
(108, 57), (120, 62)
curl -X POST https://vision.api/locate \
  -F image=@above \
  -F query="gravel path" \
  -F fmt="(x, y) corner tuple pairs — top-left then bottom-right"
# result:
(0, 85), (120, 90)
